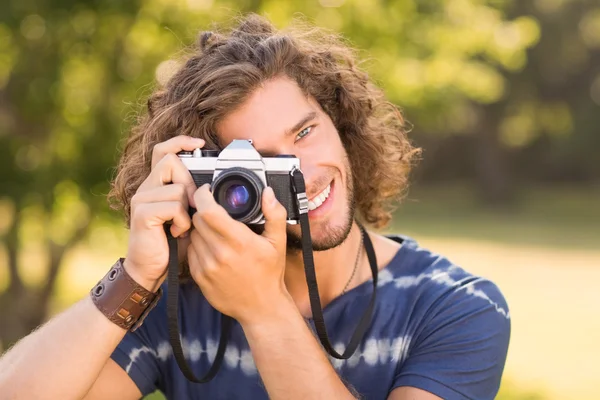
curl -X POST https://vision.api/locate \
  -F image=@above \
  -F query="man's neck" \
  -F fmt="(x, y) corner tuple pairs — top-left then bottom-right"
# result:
(284, 222), (363, 318)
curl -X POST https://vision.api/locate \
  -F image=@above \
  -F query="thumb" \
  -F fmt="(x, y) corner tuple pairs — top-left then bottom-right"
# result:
(261, 187), (287, 247)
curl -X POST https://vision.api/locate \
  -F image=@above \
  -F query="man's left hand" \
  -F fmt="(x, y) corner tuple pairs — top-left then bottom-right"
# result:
(188, 184), (290, 325)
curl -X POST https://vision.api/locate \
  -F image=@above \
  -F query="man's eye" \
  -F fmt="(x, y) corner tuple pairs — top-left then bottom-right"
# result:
(295, 126), (312, 142)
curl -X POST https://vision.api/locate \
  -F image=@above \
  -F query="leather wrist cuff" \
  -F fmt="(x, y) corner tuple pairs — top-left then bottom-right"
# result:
(90, 258), (162, 332)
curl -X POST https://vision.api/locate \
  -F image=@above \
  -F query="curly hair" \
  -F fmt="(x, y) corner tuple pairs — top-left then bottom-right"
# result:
(109, 14), (420, 229)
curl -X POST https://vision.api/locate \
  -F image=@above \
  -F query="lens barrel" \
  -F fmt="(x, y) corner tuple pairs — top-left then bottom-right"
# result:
(211, 167), (264, 224)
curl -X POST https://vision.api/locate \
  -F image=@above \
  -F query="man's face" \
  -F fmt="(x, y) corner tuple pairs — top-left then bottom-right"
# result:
(217, 76), (355, 251)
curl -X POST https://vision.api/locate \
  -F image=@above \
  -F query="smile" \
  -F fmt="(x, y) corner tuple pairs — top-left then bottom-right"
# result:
(308, 183), (331, 211)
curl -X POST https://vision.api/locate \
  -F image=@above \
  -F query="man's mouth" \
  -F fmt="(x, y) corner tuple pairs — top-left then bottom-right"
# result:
(308, 182), (332, 211)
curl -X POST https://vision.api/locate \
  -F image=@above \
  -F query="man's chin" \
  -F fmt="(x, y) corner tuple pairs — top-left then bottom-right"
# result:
(286, 217), (354, 252)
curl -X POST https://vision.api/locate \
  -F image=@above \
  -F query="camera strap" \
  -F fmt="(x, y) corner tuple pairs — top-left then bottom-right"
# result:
(164, 168), (377, 382)
(165, 225), (234, 383)
(290, 168), (378, 359)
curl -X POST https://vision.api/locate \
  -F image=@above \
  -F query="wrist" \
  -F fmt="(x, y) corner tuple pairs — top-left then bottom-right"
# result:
(122, 259), (161, 293)
(91, 258), (163, 331)
(239, 291), (300, 333)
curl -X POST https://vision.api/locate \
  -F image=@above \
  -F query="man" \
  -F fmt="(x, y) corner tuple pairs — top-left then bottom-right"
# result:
(0, 14), (510, 399)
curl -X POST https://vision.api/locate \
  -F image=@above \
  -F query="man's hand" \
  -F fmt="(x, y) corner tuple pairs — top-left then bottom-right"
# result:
(189, 183), (360, 400)
(125, 135), (205, 292)
(188, 184), (290, 324)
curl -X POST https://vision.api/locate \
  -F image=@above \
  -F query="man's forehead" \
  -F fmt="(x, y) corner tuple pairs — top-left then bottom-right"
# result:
(216, 78), (320, 148)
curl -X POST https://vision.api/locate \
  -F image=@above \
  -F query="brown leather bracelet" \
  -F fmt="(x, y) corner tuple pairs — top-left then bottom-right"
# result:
(90, 258), (162, 332)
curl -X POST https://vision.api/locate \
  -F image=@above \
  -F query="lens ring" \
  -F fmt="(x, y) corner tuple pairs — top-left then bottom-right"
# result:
(211, 167), (264, 224)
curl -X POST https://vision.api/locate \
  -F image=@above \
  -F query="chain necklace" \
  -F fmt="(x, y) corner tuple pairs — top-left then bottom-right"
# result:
(341, 229), (364, 295)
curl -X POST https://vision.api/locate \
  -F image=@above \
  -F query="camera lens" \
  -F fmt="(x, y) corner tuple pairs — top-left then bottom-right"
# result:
(225, 184), (250, 209)
(212, 167), (264, 224)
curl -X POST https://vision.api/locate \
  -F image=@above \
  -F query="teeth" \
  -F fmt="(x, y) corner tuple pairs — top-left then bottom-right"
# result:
(318, 192), (326, 204)
(313, 197), (323, 208)
(308, 184), (331, 211)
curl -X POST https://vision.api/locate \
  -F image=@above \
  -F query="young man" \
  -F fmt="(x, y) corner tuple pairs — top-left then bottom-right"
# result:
(0, 14), (510, 399)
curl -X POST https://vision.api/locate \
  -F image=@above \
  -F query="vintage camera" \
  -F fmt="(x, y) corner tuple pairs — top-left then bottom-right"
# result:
(178, 139), (301, 225)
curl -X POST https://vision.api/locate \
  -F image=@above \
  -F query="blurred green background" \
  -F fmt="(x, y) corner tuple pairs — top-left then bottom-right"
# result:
(1, 0), (599, 399)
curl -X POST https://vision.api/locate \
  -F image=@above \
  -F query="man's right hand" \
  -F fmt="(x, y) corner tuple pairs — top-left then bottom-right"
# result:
(124, 135), (205, 292)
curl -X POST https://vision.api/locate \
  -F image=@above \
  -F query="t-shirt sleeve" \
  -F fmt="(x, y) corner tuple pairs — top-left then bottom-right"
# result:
(392, 276), (511, 400)
(110, 297), (168, 396)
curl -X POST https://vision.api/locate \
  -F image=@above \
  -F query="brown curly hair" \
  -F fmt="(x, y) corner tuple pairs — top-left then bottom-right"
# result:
(109, 14), (420, 229)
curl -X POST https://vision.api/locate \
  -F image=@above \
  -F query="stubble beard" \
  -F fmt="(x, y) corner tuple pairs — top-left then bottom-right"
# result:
(286, 164), (356, 252)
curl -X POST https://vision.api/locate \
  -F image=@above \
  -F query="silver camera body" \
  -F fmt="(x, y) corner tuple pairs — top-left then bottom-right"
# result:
(179, 139), (301, 225)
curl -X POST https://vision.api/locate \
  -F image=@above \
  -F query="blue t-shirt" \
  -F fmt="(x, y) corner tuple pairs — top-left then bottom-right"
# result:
(111, 235), (510, 399)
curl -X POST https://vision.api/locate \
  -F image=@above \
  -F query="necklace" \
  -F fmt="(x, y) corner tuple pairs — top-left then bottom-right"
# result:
(341, 229), (364, 295)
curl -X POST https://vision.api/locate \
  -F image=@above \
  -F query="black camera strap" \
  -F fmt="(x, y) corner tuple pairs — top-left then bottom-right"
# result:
(164, 168), (377, 382)
(165, 225), (234, 383)
(290, 168), (378, 359)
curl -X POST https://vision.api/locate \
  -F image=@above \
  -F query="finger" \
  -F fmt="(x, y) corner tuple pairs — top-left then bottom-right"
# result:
(261, 187), (287, 250)
(193, 184), (247, 239)
(151, 136), (205, 169)
(131, 201), (191, 238)
(131, 183), (190, 211)
(187, 244), (209, 288)
(188, 229), (217, 282)
(138, 153), (198, 209)
(192, 215), (242, 265)
(193, 212), (226, 243)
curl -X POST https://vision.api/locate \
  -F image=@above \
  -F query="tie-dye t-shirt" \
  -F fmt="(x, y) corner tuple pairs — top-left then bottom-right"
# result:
(111, 235), (510, 400)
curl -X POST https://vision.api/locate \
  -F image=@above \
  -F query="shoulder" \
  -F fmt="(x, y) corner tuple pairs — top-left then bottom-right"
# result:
(377, 234), (511, 367)
(381, 235), (510, 399)
(380, 233), (509, 322)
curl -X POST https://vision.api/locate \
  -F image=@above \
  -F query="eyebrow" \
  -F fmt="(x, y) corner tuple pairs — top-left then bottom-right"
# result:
(286, 111), (318, 137)
(257, 111), (318, 157)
